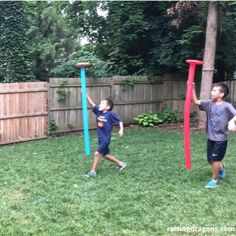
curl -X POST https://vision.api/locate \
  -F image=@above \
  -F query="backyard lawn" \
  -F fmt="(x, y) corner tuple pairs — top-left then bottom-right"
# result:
(0, 126), (236, 235)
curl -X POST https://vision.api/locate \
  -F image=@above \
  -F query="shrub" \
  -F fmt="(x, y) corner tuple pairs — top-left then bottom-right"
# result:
(134, 112), (163, 127)
(134, 108), (183, 127)
(162, 107), (182, 124)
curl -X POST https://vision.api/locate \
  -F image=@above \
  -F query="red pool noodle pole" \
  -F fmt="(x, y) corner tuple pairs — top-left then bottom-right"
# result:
(184, 60), (204, 169)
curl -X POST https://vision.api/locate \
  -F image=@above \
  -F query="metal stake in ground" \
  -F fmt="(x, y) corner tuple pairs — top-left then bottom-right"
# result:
(184, 59), (204, 169)
(75, 62), (92, 156)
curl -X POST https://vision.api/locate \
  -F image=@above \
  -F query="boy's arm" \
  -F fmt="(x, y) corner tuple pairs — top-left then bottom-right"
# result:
(192, 83), (201, 105)
(118, 121), (124, 137)
(86, 95), (96, 108)
(228, 115), (236, 131)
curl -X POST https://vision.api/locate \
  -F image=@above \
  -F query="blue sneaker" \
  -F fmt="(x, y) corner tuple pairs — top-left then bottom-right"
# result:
(85, 171), (97, 177)
(205, 180), (218, 189)
(117, 162), (127, 171)
(218, 168), (225, 179)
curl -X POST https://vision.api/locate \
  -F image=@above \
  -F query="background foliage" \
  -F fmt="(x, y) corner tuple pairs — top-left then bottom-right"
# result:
(0, 1), (236, 82)
(0, 2), (34, 82)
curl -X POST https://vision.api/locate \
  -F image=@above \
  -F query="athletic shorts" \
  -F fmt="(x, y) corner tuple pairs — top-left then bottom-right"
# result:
(96, 139), (110, 156)
(207, 139), (227, 163)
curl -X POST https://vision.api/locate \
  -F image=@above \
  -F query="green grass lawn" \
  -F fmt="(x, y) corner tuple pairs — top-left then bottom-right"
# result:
(0, 127), (236, 235)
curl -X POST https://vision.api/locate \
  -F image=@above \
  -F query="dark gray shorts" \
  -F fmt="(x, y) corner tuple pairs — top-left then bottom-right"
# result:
(207, 139), (227, 163)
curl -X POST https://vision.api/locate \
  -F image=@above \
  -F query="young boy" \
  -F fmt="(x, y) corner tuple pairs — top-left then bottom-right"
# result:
(192, 83), (236, 188)
(86, 95), (126, 177)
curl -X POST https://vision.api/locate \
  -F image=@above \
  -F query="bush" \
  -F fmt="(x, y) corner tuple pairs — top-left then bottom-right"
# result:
(134, 108), (182, 127)
(162, 107), (182, 124)
(134, 112), (163, 127)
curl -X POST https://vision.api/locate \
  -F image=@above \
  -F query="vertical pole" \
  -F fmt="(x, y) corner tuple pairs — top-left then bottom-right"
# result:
(184, 63), (196, 169)
(79, 65), (91, 156)
(184, 60), (204, 169)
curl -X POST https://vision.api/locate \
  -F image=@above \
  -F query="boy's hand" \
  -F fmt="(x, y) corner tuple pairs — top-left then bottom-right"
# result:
(118, 122), (124, 137)
(228, 119), (236, 131)
(118, 129), (124, 137)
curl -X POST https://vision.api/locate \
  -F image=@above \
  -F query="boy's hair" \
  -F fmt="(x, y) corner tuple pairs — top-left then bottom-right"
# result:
(105, 98), (114, 111)
(216, 83), (229, 98)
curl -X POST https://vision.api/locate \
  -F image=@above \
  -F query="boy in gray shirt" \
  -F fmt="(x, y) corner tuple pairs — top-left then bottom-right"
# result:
(192, 83), (236, 188)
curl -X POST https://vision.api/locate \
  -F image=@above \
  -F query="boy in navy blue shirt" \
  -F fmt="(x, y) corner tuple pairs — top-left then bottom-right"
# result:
(86, 95), (126, 177)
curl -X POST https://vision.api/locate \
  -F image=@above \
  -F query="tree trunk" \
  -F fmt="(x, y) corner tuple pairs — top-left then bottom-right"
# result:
(198, 1), (218, 128)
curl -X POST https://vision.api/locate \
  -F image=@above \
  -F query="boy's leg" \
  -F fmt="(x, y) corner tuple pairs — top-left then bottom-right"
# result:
(97, 141), (120, 165)
(206, 140), (227, 188)
(105, 154), (126, 170)
(91, 151), (101, 173)
(219, 162), (224, 169)
(88, 141), (109, 175)
(211, 161), (221, 181)
(218, 162), (225, 179)
(104, 153), (121, 165)
(86, 151), (101, 176)
(205, 161), (219, 188)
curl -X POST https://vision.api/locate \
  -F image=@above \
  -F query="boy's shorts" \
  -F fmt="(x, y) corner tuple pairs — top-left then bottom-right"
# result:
(97, 139), (110, 156)
(207, 139), (227, 163)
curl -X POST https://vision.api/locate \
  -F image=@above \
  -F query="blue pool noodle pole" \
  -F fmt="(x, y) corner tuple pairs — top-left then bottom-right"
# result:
(76, 62), (91, 156)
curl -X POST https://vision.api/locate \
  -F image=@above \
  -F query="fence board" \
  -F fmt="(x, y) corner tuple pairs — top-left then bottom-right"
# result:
(0, 82), (48, 144)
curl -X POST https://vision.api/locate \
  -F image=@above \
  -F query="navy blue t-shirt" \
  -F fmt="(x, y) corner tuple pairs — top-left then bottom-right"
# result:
(93, 106), (121, 142)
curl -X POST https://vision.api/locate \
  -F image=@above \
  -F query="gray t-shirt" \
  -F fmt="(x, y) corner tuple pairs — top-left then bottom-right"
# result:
(200, 99), (236, 141)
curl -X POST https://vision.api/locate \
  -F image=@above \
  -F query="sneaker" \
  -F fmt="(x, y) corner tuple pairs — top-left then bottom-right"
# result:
(205, 180), (218, 189)
(117, 162), (127, 171)
(85, 171), (97, 177)
(218, 168), (225, 179)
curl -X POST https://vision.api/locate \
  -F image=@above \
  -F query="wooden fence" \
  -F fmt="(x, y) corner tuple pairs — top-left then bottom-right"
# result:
(49, 76), (166, 133)
(0, 82), (48, 144)
(49, 74), (192, 134)
(1, 77), (236, 144)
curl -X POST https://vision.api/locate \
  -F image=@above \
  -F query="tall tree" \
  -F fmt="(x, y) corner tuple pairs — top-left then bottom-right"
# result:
(198, 2), (218, 128)
(60, 1), (236, 79)
(13, 1), (234, 81)
(0, 1), (34, 82)
(78, 1), (207, 76)
(27, 1), (80, 81)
